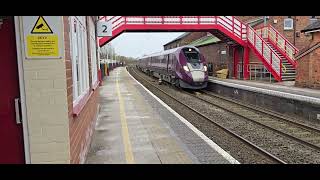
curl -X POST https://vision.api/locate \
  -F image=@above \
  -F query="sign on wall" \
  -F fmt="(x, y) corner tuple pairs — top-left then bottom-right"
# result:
(97, 21), (112, 37)
(22, 16), (63, 59)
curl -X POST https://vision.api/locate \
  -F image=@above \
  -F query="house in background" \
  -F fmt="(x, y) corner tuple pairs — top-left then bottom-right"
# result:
(295, 20), (320, 89)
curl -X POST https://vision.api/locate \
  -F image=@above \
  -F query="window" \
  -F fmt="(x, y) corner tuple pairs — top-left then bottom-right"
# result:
(88, 17), (98, 87)
(69, 16), (90, 105)
(182, 47), (201, 63)
(284, 18), (293, 30)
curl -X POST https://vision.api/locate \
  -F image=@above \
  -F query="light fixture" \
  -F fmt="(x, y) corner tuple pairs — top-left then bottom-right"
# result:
(183, 65), (190, 72)
(203, 65), (207, 72)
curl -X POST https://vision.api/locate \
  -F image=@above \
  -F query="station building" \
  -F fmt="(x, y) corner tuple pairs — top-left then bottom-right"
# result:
(295, 21), (320, 90)
(0, 16), (101, 163)
(163, 16), (320, 82)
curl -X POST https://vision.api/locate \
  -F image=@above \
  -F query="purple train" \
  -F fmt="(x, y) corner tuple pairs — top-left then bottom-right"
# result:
(137, 46), (208, 89)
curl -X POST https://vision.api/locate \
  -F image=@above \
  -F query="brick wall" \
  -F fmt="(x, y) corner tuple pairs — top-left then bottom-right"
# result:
(63, 16), (100, 164)
(68, 90), (99, 164)
(197, 43), (231, 76)
(295, 32), (320, 89)
(266, 16), (315, 50)
(237, 16), (315, 51)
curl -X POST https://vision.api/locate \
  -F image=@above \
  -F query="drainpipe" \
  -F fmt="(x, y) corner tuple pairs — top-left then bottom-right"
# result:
(293, 16), (297, 46)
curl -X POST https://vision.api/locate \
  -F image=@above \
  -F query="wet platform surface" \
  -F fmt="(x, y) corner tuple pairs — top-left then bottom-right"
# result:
(85, 67), (237, 164)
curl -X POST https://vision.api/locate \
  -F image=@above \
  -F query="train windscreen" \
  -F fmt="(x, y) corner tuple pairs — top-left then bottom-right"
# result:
(182, 48), (201, 64)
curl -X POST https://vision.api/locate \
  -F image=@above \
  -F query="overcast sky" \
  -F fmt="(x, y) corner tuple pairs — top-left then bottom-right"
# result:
(109, 32), (185, 59)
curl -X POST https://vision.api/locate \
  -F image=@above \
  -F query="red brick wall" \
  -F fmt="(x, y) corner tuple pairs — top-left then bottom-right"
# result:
(237, 16), (315, 51)
(295, 32), (320, 89)
(69, 90), (99, 164)
(198, 43), (232, 76)
(266, 16), (314, 50)
(63, 16), (100, 164)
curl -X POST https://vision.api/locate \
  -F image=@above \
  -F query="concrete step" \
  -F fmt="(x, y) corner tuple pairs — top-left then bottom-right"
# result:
(283, 70), (296, 73)
(282, 79), (296, 81)
(283, 66), (294, 68)
(285, 68), (296, 70)
(282, 76), (296, 79)
(283, 72), (296, 74)
(283, 66), (294, 69)
(282, 75), (296, 78)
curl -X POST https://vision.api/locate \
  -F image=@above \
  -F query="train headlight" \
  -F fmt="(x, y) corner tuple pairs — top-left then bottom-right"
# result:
(204, 65), (207, 72)
(183, 65), (190, 72)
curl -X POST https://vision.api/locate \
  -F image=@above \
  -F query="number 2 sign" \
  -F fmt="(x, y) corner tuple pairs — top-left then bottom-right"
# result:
(97, 21), (112, 37)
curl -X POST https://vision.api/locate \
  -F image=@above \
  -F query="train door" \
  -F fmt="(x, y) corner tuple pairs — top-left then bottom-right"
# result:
(0, 17), (25, 163)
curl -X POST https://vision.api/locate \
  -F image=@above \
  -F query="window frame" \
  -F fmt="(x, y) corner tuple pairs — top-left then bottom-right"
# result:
(88, 17), (99, 90)
(69, 16), (90, 109)
(284, 18), (294, 30)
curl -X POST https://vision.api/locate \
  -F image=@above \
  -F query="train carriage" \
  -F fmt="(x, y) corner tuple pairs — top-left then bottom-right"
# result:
(137, 45), (208, 89)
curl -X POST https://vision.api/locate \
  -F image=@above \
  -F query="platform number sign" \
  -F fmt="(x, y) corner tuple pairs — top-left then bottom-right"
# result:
(97, 21), (112, 37)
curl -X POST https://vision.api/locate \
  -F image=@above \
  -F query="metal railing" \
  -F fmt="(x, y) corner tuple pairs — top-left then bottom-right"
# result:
(99, 16), (247, 41)
(237, 63), (273, 82)
(247, 64), (273, 82)
(255, 25), (299, 66)
(247, 26), (282, 81)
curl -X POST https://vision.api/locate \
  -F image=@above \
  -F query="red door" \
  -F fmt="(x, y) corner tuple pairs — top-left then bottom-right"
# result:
(0, 17), (25, 163)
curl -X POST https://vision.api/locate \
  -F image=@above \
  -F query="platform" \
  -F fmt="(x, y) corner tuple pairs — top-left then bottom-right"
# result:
(209, 77), (320, 101)
(85, 67), (237, 164)
(208, 77), (320, 122)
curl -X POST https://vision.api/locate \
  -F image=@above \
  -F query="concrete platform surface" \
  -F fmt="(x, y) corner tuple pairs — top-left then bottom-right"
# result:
(209, 77), (320, 104)
(85, 67), (237, 164)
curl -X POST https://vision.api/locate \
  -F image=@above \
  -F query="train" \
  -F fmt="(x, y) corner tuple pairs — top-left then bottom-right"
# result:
(137, 45), (208, 89)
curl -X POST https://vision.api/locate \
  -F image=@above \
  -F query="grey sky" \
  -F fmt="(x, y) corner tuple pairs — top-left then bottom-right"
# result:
(109, 32), (185, 58)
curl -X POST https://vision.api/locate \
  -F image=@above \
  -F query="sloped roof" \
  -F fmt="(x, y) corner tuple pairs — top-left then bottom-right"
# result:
(301, 20), (320, 33)
(248, 17), (266, 27)
(189, 35), (221, 47)
(296, 42), (320, 60)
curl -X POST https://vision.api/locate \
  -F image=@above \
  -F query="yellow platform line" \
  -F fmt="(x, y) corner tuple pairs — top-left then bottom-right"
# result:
(116, 72), (135, 164)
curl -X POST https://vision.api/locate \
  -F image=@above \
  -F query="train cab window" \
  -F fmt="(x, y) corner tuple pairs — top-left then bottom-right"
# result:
(182, 48), (201, 63)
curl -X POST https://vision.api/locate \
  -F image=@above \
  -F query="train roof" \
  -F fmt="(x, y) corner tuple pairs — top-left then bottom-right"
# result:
(138, 45), (199, 59)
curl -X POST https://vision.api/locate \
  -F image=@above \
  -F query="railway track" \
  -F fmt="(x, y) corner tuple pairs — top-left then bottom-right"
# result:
(185, 89), (320, 152)
(129, 66), (287, 164)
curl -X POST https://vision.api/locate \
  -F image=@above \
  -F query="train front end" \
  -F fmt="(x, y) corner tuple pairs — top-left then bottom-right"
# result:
(177, 46), (208, 89)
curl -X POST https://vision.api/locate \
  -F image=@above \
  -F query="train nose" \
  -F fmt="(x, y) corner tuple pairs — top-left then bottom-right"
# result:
(190, 71), (205, 82)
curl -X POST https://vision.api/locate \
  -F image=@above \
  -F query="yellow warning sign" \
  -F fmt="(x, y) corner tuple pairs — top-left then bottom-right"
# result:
(26, 35), (58, 57)
(31, 16), (53, 34)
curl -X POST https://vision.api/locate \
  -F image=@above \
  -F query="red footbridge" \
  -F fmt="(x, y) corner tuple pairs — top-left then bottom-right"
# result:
(98, 16), (299, 81)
